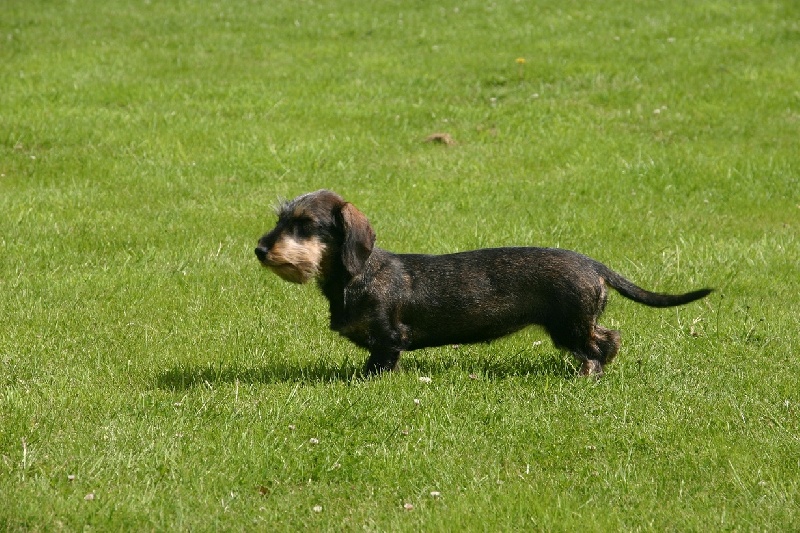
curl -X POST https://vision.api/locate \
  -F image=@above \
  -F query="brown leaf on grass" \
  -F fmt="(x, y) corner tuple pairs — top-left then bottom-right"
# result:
(424, 133), (456, 146)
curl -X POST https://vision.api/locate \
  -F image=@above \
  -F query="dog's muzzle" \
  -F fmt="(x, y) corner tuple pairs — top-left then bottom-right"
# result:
(255, 246), (269, 262)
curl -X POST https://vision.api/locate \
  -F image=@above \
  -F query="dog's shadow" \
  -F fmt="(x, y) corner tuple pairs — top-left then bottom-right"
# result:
(156, 352), (576, 391)
(413, 351), (578, 381)
(156, 360), (360, 391)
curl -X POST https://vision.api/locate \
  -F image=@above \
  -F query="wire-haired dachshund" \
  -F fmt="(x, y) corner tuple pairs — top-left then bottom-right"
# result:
(255, 190), (712, 377)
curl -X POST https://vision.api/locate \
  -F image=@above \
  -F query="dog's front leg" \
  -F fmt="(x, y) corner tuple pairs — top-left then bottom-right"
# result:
(363, 350), (402, 375)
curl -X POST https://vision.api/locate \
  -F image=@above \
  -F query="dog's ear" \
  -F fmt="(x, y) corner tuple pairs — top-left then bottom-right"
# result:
(339, 202), (376, 277)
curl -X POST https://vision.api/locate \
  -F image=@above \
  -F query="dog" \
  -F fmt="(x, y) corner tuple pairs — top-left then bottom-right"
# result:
(255, 190), (712, 377)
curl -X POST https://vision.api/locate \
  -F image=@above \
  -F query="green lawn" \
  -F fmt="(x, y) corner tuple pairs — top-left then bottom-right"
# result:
(1, 0), (798, 530)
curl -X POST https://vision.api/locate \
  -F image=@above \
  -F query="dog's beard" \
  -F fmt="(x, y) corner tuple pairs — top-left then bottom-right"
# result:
(267, 263), (315, 284)
(262, 236), (325, 284)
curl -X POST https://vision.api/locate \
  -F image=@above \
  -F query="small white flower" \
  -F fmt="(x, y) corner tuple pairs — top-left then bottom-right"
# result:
(312, 505), (323, 513)
(418, 376), (432, 383)
(413, 398), (420, 405)
(309, 438), (319, 445)
(430, 491), (441, 498)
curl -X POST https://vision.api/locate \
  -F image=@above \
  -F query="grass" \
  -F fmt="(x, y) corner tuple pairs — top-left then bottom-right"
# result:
(1, 0), (798, 529)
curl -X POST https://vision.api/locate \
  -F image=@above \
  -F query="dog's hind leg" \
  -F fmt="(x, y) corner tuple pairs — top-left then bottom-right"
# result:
(364, 349), (402, 375)
(545, 283), (621, 377)
(569, 326), (621, 376)
(547, 321), (611, 377)
(593, 325), (621, 365)
(571, 326), (621, 376)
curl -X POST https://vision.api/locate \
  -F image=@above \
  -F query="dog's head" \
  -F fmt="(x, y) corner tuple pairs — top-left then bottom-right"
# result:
(255, 190), (376, 283)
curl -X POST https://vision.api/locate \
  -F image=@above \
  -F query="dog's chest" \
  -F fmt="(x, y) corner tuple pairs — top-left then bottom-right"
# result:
(331, 284), (409, 351)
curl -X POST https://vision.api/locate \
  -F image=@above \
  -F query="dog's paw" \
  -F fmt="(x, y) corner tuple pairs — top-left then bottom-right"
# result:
(578, 360), (604, 378)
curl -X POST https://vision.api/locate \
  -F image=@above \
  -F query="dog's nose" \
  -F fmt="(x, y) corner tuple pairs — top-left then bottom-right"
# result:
(255, 246), (268, 261)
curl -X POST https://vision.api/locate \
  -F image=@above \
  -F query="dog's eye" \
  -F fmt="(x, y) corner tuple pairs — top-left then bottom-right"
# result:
(294, 219), (315, 237)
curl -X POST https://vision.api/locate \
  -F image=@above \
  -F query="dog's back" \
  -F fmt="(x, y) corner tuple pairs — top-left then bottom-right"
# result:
(351, 247), (602, 349)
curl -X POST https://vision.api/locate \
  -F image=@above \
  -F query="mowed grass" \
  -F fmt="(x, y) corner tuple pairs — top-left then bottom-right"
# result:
(1, 0), (798, 529)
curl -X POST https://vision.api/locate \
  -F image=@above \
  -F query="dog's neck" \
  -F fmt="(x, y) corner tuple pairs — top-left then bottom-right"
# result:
(316, 251), (378, 332)
(316, 264), (349, 331)
(319, 279), (342, 307)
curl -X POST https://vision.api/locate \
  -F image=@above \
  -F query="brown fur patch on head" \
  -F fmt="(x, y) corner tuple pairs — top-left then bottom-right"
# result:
(286, 190), (345, 217)
(263, 234), (327, 284)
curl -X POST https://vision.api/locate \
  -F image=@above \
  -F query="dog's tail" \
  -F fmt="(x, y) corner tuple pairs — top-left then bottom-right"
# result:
(595, 263), (712, 308)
